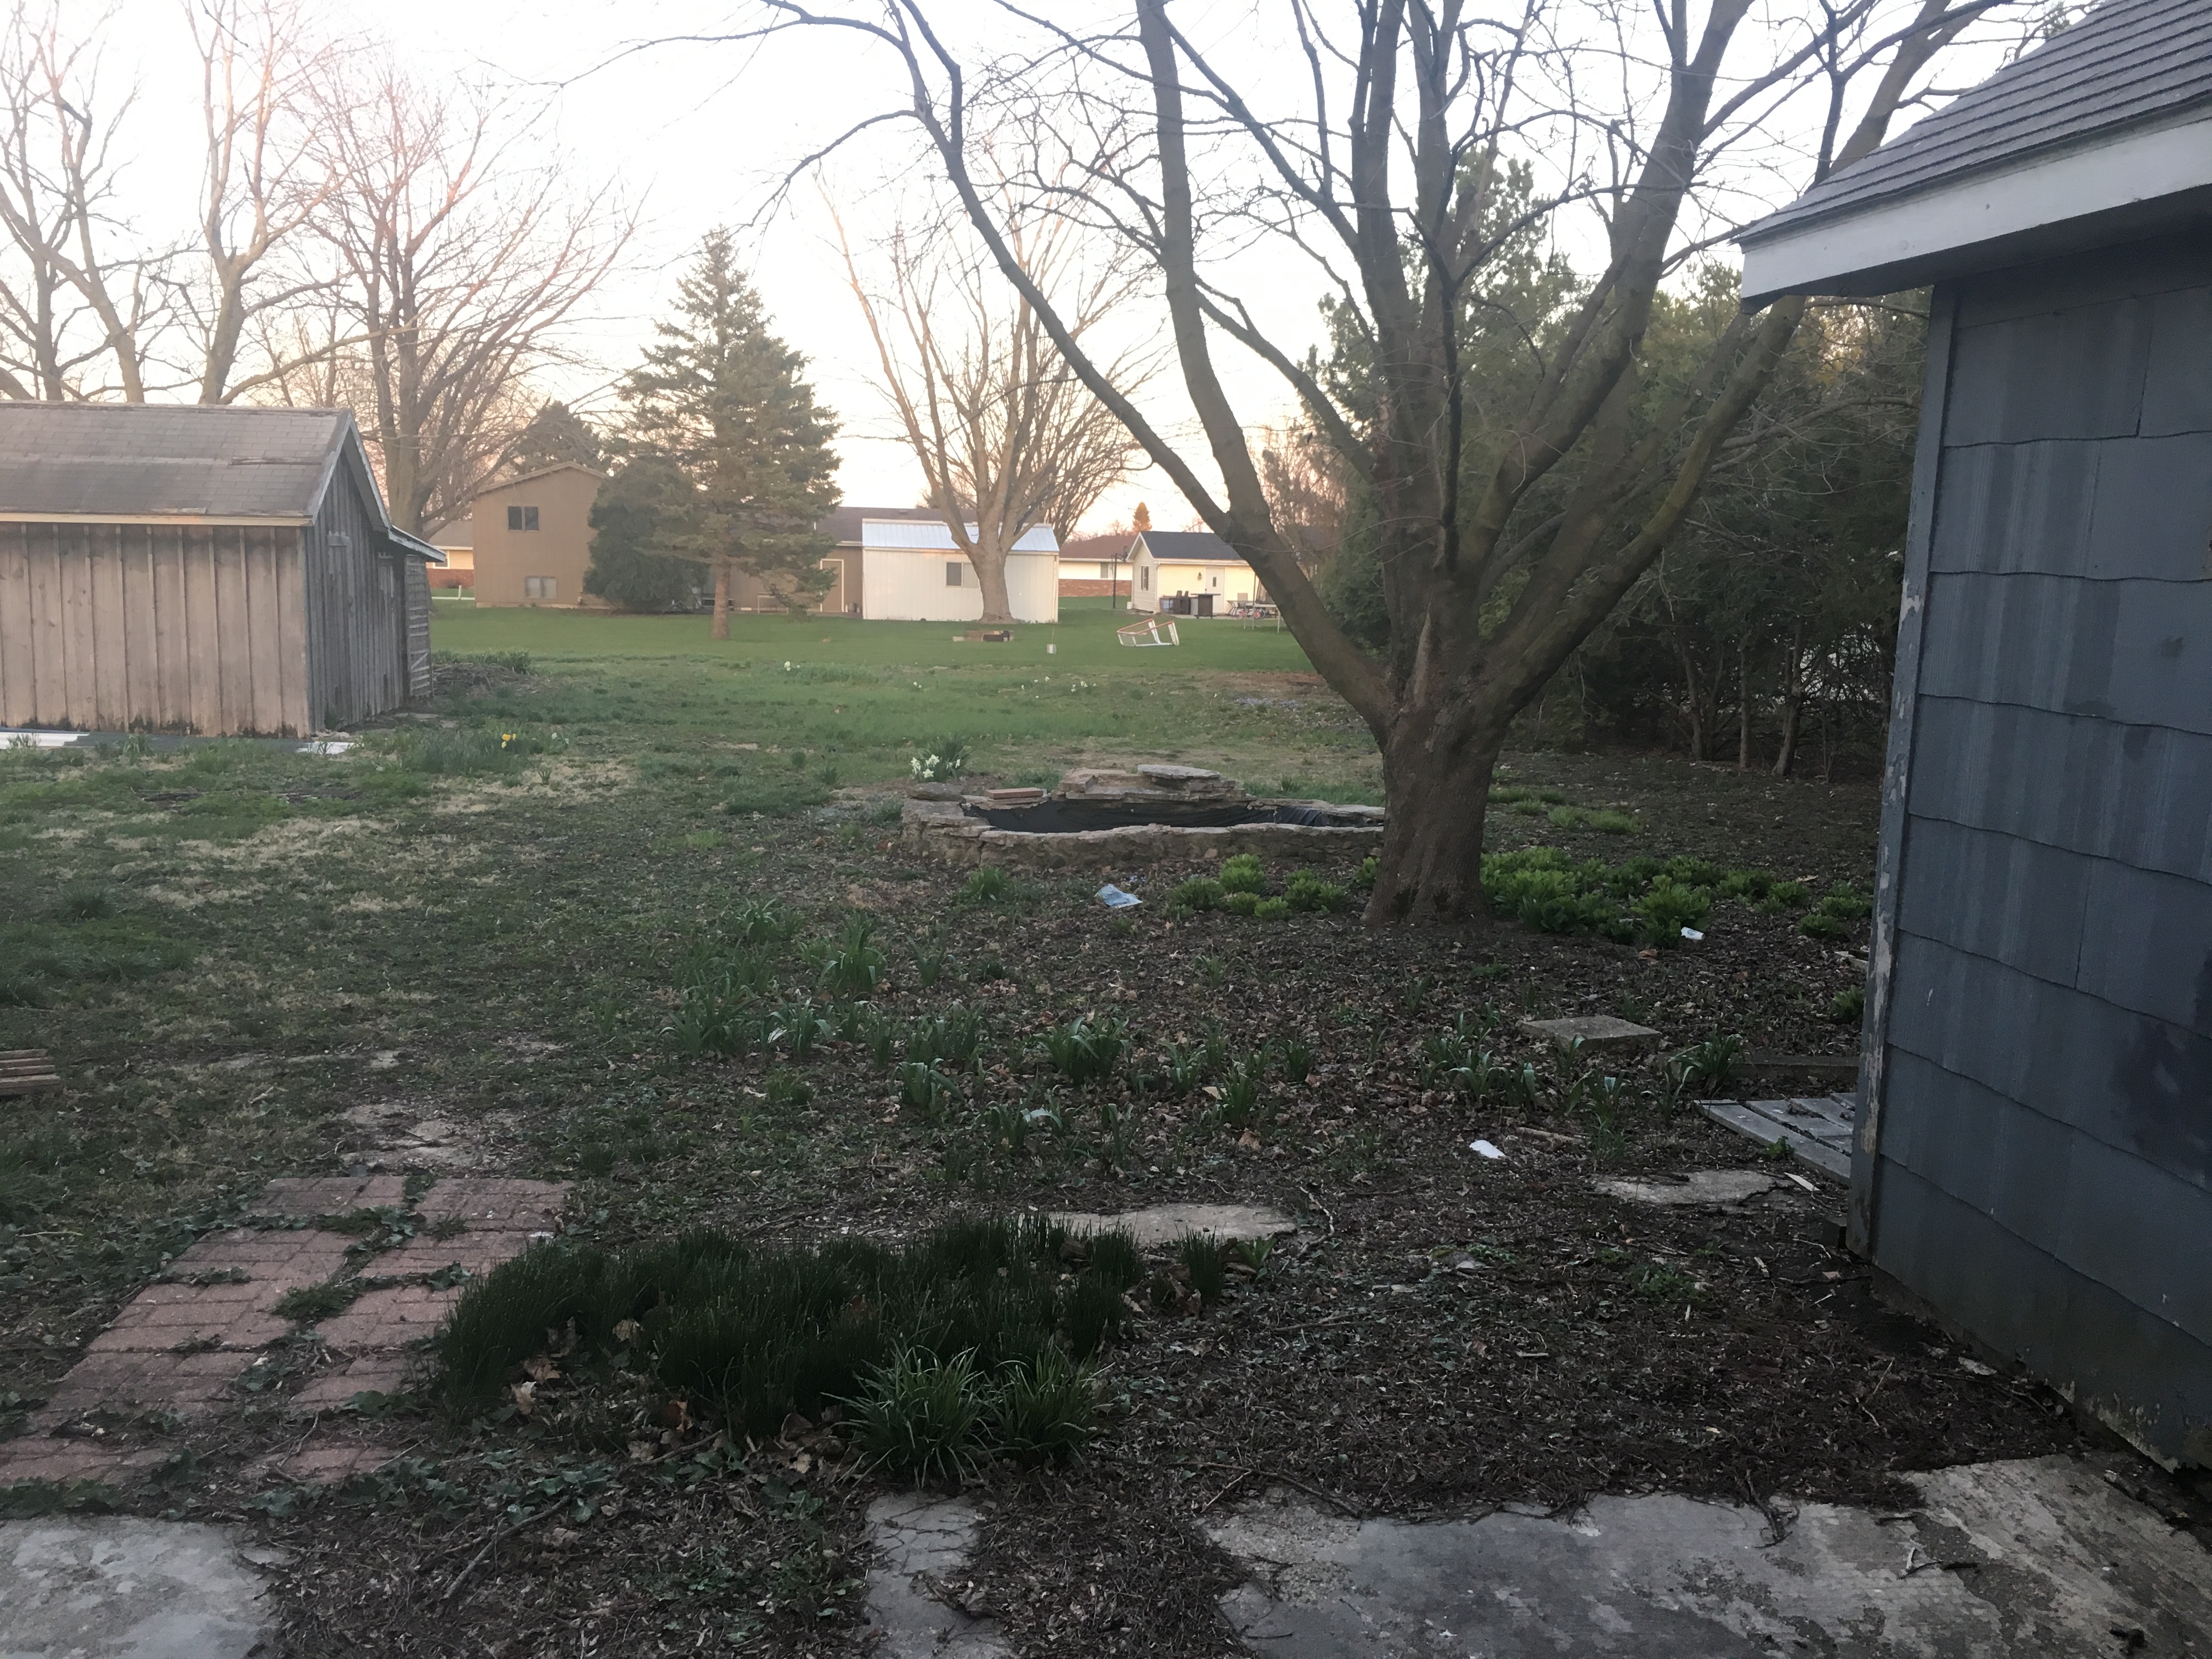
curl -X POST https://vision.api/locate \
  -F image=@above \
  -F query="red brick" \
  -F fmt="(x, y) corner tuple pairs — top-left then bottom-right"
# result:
(42, 1349), (256, 1417)
(317, 1283), (460, 1348)
(167, 1227), (354, 1285)
(0, 1437), (160, 1486)
(291, 1352), (416, 1408)
(377, 1228), (540, 1280)
(256, 1175), (407, 1215)
(282, 1443), (392, 1483)
(416, 1178), (566, 1229)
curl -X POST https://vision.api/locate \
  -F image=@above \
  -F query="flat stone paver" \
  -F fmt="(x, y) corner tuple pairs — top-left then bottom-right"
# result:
(1593, 1170), (1781, 1207)
(1203, 1454), (2211, 1657)
(1053, 1203), (1297, 1248)
(863, 1494), (1006, 1658)
(0, 1517), (274, 1658)
(1519, 1014), (1663, 1053)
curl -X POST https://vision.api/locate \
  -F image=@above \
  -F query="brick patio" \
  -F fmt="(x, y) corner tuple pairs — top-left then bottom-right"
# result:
(0, 1176), (566, 1489)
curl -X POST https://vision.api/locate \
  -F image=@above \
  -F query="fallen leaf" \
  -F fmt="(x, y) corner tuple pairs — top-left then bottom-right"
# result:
(522, 1355), (561, 1383)
(612, 1318), (642, 1344)
(1237, 1130), (1262, 1149)
(509, 1381), (535, 1417)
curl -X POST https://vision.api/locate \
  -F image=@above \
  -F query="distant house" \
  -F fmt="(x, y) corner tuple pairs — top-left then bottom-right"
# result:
(0, 404), (443, 736)
(713, 504), (935, 616)
(1738, 0), (2212, 1468)
(425, 517), (474, 591)
(859, 518), (1059, 622)
(1057, 533), (1135, 599)
(1128, 529), (1266, 613)
(470, 463), (607, 608)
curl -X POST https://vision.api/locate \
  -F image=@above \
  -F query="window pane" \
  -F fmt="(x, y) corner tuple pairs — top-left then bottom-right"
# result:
(522, 506), (539, 531)
(507, 505), (522, 530)
(946, 562), (962, 586)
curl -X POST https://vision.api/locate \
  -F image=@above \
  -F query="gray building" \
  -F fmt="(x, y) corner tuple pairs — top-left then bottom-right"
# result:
(1740, 0), (2212, 1468)
(0, 405), (443, 737)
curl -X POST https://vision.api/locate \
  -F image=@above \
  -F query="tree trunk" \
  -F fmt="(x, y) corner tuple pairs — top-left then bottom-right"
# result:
(1673, 632), (1708, 761)
(1772, 630), (1805, 778)
(1736, 641), (1752, 770)
(970, 548), (1013, 624)
(1363, 712), (1505, 925)
(712, 557), (731, 641)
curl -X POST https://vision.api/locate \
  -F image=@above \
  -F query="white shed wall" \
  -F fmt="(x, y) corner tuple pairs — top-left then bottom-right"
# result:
(862, 550), (1059, 622)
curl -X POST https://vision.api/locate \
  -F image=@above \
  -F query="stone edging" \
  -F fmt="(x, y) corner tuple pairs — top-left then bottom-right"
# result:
(901, 796), (1385, 868)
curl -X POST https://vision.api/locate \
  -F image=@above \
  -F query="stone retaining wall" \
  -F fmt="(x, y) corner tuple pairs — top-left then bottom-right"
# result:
(902, 795), (1384, 868)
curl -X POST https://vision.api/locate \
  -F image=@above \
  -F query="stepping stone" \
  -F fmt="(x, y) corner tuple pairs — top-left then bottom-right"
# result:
(1594, 1170), (1780, 1207)
(1519, 1015), (1663, 1054)
(1702, 1094), (1855, 1178)
(1051, 1203), (1296, 1248)
(0, 1518), (275, 1658)
(864, 1494), (1006, 1658)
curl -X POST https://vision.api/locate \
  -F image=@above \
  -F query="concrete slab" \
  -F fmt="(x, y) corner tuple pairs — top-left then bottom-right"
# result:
(862, 1494), (1006, 1658)
(1519, 1015), (1663, 1053)
(1052, 1203), (1297, 1248)
(1592, 1169), (1780, 1207)
(0, 1518), (274, 1658)
(1204, 1454), (2211, 1657)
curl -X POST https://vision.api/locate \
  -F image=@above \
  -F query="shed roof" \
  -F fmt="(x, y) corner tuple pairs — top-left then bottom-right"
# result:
(1137, 529), (1242, 564)
(1739, 0), (2212, 304)
(862, 517), (1059, 554)
(0, 404), (353, 522)
(822, 504), (940, 544)
(0, 403), (443, 562)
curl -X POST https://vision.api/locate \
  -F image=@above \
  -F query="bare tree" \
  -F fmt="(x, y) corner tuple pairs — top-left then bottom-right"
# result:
(830, 194), (1142, 623)
(0, 3), (165, 399)
(185, 0), (336, 404)
(713, 0), (2002, 922)
(306, 55), (628, 532)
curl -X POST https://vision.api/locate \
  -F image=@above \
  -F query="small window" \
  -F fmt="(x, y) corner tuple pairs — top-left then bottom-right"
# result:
(945, 562), (963, 587)
(508, 505), (540, 532)
(1098, 562), (1112, 579)
(1140, 566), (1150, 591)
(523, 575), (555, 600)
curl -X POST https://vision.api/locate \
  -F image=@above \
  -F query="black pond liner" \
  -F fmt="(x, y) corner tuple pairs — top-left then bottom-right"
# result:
(963, 799), (1377, 833)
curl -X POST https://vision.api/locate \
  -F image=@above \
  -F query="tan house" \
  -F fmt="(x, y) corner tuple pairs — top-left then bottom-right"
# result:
(1128, 529), (1266, 614)
(1057, 533), (1133, 599)
(425, 517), (474, 590)
(470, 463), (607, 607)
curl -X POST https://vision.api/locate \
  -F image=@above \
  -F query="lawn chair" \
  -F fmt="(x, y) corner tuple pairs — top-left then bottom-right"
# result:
(1116, 617), (1181, 647)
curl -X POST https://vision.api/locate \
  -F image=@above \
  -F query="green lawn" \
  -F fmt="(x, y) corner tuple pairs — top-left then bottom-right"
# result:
(427, 596), (1386, 803)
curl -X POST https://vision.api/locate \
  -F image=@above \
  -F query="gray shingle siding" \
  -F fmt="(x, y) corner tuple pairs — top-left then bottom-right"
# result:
(1866, 224), (2212, 1465)
(1745, 0), (2212, 243)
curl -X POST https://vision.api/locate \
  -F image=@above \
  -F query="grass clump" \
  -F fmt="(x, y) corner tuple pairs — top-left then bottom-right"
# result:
(1221, 891), (1260, 917)
(958, 867), (1012, 905)
(809, 915), (887, 998)
(1799, 882), (1872, 940)
(438, 1216), (1132, 1469)
(1830, 985), (1865, 1024)
(273, 1280), (359, 1324)
(1177, 1234), (1227, 1305)
(1252, 896), (1292, 922)
(1043, 1015), (1126, 1085)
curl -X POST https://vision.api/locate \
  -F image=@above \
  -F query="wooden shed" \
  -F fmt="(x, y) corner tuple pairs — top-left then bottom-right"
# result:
(0, 405), (444, 737)
(1740, 0), (2212, 1467)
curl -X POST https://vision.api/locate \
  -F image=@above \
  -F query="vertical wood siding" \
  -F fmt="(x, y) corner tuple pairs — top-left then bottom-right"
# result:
(304, 465), (414, 727)
(0, 522), (308, 735)
(1865, 228), (2212, 1468)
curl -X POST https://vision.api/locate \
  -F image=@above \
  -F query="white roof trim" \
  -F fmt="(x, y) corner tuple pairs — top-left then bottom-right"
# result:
(1740, 112), (2212, 306)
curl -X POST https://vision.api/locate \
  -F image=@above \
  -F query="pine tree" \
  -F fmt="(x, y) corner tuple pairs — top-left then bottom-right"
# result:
(621, 232), (841, 635)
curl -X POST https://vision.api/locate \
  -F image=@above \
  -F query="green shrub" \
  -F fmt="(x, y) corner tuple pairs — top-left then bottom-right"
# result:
(1168, 877), (1224, 913)
(1634, 877), (1712, 944)
(1830, 985), (1865, 1024)
(1587, 810), (1639, 834)
(989, 1344), (1100, 1466)
(1719, 868), (1776, 901)
(1353, 855), (1379, 887)
(1284, 871), (1348, 913)
(1218, 854), (1266, 895)
(1799, 910), (1852, 941)
(1252, 897), (1292, 922)
(847, 1347), (990, 1481)
(1221, 891), (1260, 917)
(1758, 881), (1809, 912)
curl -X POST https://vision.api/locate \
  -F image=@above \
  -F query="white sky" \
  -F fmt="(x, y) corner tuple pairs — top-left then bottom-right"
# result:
(92, 0), (2031, 534)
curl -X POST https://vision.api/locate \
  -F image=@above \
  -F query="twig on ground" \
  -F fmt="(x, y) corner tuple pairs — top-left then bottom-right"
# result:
(1193, 1461), (1363, 1518)
(442, 1504), (558, 1602)
(1298, 1187), (1335, 1238)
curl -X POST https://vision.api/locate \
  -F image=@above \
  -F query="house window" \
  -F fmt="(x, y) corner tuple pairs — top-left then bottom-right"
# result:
(1097, 562), (1112, 579)
(1140, 566), (1150, 591)
(508, 505), (540, 531)
(945, 562), (963, 586)
(524, 575), (555, 600)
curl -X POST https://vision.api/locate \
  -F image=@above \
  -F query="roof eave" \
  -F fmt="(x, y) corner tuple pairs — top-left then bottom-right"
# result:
(1739, 113), (2212, 307)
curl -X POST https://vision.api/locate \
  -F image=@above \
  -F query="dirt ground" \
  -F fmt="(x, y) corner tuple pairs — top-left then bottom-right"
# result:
(0, 707), (2117, 1658)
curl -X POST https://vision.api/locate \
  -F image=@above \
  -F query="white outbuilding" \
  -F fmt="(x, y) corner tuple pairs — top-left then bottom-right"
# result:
(858, 518), (1060, 623)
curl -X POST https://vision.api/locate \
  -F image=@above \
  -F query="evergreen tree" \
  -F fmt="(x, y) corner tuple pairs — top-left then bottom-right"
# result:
(584, 456), (699, 611)
(508, 402), (608, 474)
(621, 232), (842, 634)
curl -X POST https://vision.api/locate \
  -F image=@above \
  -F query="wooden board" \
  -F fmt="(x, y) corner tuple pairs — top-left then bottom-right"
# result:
(0, 1048), (60, 1096)
(1702, 1094), (1854, 1180)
